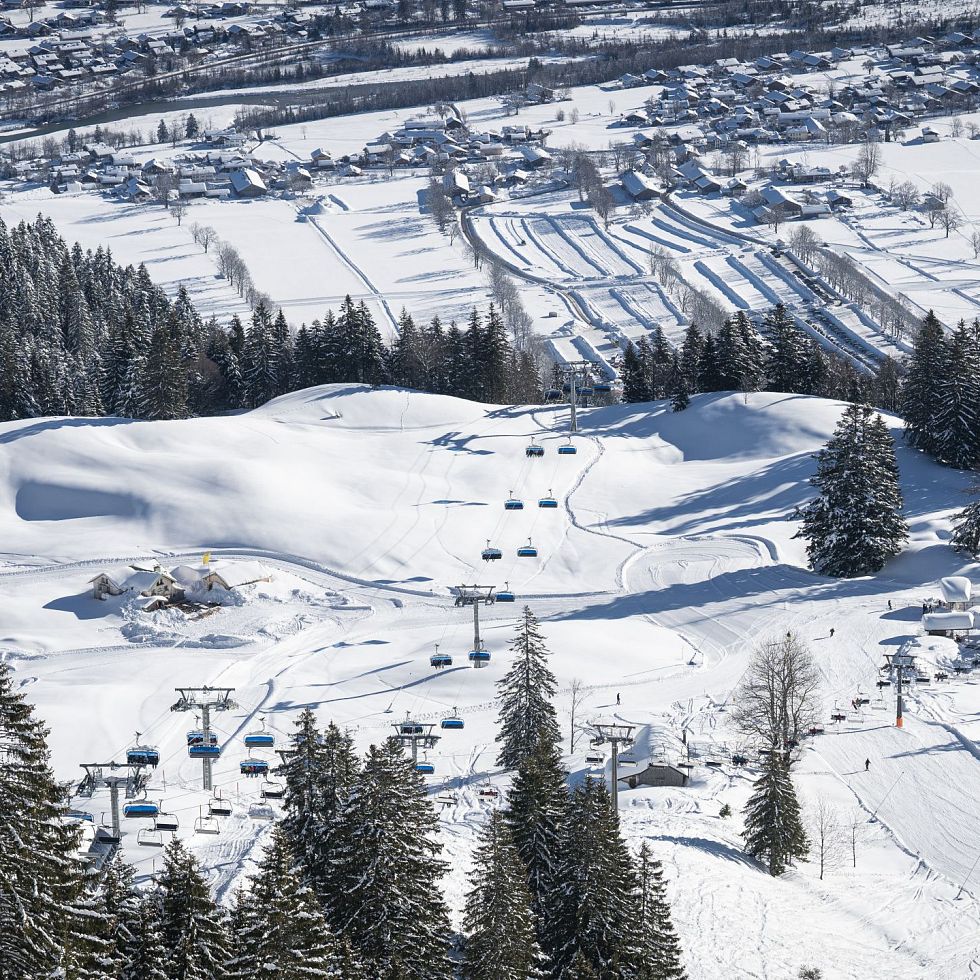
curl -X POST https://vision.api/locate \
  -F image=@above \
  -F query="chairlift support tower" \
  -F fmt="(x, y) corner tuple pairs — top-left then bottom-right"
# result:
(883, 650), (916, 729)
(592, 721), (636, 818)
(170, 686), (238, 790)
(76, 760), (148, 846)
(559, 359), (596, 433)
(452, 584), (496, 656)
(390, 713), (441, 766)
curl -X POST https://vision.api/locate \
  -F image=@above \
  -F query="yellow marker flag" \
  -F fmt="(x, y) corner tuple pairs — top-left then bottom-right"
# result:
(202, 551), (211, 566)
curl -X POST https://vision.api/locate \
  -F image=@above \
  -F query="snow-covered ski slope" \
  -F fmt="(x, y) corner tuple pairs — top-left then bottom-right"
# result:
(4, 384), (980, 978)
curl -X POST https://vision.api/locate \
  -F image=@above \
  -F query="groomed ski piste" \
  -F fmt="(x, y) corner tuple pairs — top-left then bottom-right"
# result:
(466, 192), (874, 375)
(4, 384), (980, 978)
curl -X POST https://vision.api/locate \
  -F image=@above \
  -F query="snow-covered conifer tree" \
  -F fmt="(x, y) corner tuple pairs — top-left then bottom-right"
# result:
(461, 810), (547, 980)
(743, 753), (808, 876)
(496, 606), (561, 769)
(795, 403), (908, 576)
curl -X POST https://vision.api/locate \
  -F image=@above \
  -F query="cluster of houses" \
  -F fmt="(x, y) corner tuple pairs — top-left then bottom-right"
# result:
(0, 4), (315, 98)
(609, 34), (980, 207)
(18, 128), (314, 200)
(308, 105), (556, 196)
(90, 558), (273, 611)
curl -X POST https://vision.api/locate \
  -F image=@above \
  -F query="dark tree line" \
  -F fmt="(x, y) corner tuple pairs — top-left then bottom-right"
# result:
(618, 305), (899, 412)
(0, 216), (541, 423)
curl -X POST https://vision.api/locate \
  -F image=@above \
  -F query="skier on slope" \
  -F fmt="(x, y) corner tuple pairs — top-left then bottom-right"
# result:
(865, 758), (871, 772)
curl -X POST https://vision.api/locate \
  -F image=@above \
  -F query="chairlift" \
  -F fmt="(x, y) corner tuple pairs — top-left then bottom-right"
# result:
(155, 812), (179, 833)
(915, 673), (931, 684)
(517, 537), (538, 558)
(538, 490), (559, 509)
(544, 388), (562, 402)
(504, 491), (524, 511)
(441, 708), (464, 731)
(194, 814), (221, 835)
(585, 751), (605, 766)
(478, 785), (500, 800)
(594, 381), (613, 394)
(123, 801), (159, 819)
(830, 712), (846, 723)
(469, 646), (491, 667)
(935, 671), (949, 681)
(186, 731), (218, 746)
(97, 813), (120, 845)
(248, 803), (276, 820)
(618, 752), (636, 766)
(704, 758), (723, 768)
(578, 385), (594, 397)
(189, 743), (221, 759)
(415, 761), (435, 775)
(526, 442), (545, 458)
(398, 716), (425, 736)
(437, 792), (459, 806)
(244, 719), (275, 750)
(497, 582), (515, 602)
(807, 725), (825, 736)
(127, 732), (160, 768)
(137, 827), (164, 847)
(481, 539), (503, 562)
(875, 679), (892, 689)
(557, 438), (577, 456)
(66, 809), (94, 824)
(240, 758), (270, 777)
(209, 795), (233, 818)
(261, 780), (285, 801)
(430, 643), (453, 668)
(731, 754), (749, 766)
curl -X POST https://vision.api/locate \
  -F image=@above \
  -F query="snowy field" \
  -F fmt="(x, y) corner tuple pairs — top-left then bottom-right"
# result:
(3, 384), (980, 978)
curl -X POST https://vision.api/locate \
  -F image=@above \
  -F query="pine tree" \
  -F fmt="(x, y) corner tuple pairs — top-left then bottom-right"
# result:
(764, 304), (807, 393)
(142, 323), (189, 420)
(156, 838), (232, 980)
(496, 606), (561, 769)
(620, 342), (650, 403)
(505, 737), (568, 939)
(547, 779), (644, 978)
(242, 302), (279, 408)
(227, 827), (365, 980)
(951, 478), (980, 557)
(902, 310), (948, 457)
(742, 754), (808, 876)
(279, 711), (361, 923)
(118, 895), (169, 980)
(341, 741), (452, 979)
(461, 811), (547, 980)
(634, 843), (686, 980)
(933, 320), (980, 468)
(795, 403), (908, 577)
(0, 662), (97, 980)
(679, 323), (704, 393)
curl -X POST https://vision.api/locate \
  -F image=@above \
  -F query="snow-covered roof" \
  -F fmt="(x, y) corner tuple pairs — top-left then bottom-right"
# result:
(922, 611), (974, 631)
(940, 576), (972, 604)
(170, 564), (206, 588)
(204, 560), (271, 589)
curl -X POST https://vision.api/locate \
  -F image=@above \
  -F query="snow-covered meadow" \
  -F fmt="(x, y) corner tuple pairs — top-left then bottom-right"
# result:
(3, 384), (980, 977)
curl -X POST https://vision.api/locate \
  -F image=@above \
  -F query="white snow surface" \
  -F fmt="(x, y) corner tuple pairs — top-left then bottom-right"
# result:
(4, 384), (980, 979)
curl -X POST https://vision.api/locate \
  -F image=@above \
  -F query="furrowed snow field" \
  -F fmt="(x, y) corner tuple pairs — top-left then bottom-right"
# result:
(3, 384), (980, 978)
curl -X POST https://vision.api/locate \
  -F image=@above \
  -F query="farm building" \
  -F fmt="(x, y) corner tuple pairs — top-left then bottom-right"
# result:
(940, 576), (973, 610)
(620, 762), (689, 789)
(202, 560), (273, 592)
(89, 572), (126, 600)
(620, 169), (659, 200)
(230, 168), (267, 197)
